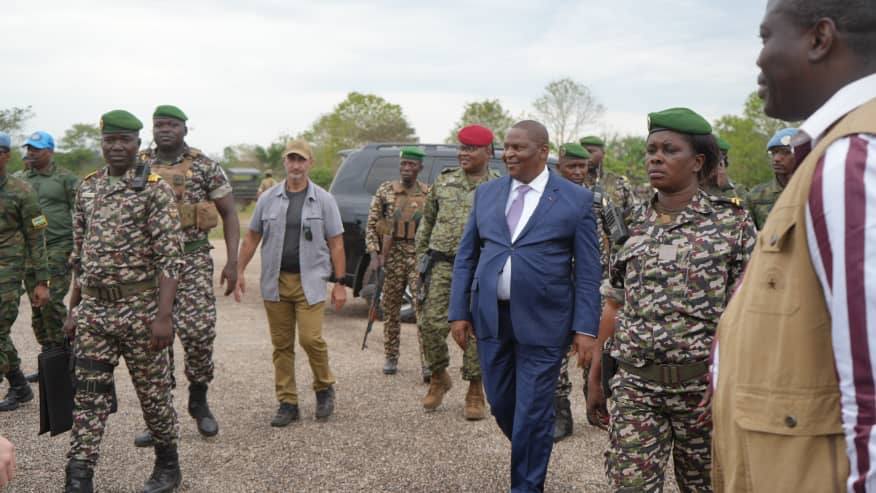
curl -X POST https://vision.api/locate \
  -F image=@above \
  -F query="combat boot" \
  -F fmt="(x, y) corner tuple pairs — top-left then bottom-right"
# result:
(422, 368), (452, 411)
(188, 382), (218, 437)
(463, 378), (486, 420)
(552, 395), (573, 442)
(421, 366), (431, 384)
(64, 459), (94, 493)
(134, 430), (156, 448)
(142, 444), (182, 493)
(315, 385), (335, 420)
(25, 371), (39, 383)
(383, 358), (398, 375)
(0, 369), (34, 412)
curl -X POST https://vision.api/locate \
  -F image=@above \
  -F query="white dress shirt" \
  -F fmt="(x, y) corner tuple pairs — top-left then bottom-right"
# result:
(497, 166), (550, 300)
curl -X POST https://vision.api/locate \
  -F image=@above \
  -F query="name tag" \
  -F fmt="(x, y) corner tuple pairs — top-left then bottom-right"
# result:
(658, 244), (677, 262)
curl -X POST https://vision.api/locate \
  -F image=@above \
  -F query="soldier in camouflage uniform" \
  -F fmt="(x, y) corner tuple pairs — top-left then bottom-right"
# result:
(702, 137), (745, 205)
(0, 131), (49, 413)
(365, 147), (429, 376)
(417, 125), (499, 420)
(580, 135), (637, 215)
(592, 109), (756, 492)
(256, 170), (276, 200)
(62, 110), (182, 493)
(135, 105), (239, 446)
(745, 127), (799, 230)
(17, 131), (80, 384)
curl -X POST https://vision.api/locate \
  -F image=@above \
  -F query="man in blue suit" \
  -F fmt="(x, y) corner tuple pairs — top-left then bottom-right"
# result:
(448, 120), (602, 492)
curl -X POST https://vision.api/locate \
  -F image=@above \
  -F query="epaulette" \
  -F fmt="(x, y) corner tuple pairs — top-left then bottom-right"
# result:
(83, 171), (98, 181)
(147, 173), (162, 183)
(440, 167), (456, 174)
(712, 195), (744, 208)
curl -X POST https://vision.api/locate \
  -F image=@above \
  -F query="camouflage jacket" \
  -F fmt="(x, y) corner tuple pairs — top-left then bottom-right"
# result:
(745, 177), (784, 230)
(365, 180), (429, 254)
(584, 170), (636, 216)
(139, 146), (232, 244)
(21, 163), (80, 248)
(702, 182), (746, 206)
(604, 190), (756, 367)
(70, 166), (183, 288)
(416, 167), (500, 258)
(0, 174), (49, 287)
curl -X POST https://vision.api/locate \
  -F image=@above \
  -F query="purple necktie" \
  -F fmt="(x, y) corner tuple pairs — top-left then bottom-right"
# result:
(506, 184), (532, 236)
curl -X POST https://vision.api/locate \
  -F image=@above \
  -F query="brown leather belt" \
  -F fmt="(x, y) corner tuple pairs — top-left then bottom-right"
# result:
(81, 278), (157, 302)
(619, 360), (709, 385)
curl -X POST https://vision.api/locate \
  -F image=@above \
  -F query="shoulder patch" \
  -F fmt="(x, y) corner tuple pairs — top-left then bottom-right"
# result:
(148, 173), (162, 183)
(31, 214), (48, 229)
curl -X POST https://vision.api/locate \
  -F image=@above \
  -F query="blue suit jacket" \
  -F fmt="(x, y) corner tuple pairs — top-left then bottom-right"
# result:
(448, 170), (602, 347)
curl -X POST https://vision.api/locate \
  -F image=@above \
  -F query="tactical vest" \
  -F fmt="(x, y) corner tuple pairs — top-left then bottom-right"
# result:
(712, 98), (876, 492)
(147, 150), (218, 231)
(390, 181), (427, 240)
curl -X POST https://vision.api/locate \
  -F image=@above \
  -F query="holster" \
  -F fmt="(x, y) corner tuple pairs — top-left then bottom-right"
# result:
(601, 343), (618, 399)
(417, 253), (433, 304)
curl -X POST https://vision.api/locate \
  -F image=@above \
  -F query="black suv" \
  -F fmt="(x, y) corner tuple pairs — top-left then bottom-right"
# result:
(329, 143), (556, 309)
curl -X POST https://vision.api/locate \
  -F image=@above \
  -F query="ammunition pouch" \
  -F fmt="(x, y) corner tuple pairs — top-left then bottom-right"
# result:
(179, 201), (219, 231)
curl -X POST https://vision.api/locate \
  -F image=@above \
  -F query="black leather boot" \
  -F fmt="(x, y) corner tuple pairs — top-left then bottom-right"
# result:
(64, 459), (94, 493)
(25, 371), (39, 383)
(188, 383), (218, 437)
(552, 395), (573, 442)
(0, 369), (34, 411)
(142, 444), (182, 493)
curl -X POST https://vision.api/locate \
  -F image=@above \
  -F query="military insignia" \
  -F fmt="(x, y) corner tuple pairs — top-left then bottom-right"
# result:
(731, 197), (742, 207)
(780, 135), (792, 146)
(147, 173), (161, 183)
(31, 215), (48, 229)
(30, 132), (41, 140)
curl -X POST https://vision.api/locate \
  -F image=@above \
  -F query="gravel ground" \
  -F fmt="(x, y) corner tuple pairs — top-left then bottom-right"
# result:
(0, 239), (677, 492)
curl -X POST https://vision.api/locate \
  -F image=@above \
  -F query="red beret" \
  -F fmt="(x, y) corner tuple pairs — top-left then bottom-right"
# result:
(457, 125), (494, 147)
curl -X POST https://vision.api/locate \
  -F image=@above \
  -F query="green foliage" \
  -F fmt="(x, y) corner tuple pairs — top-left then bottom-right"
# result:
(309, 165), (334, 189)
(59, 123), (101, 152)
(713, 92), (798, 188)
(603, 135), (648, 183)
(531, 78), (604, 147)
(0, 106), (35, 134)
(300, 92), (417, 169)
(446, 99), (514, 144)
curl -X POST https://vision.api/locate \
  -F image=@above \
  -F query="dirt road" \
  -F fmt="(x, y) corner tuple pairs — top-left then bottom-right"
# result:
(0, 240), (622, 492)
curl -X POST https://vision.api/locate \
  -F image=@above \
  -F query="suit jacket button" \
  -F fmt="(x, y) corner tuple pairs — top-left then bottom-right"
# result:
(770, 234), (779, 246)
(784, 415), (797, 428)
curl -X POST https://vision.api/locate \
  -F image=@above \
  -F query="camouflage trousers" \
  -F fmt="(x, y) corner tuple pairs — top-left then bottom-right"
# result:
(554, 349), (589, 400)
(381, 241), (425, 364)
(24, 245), (72, 348)
(0, 283), (23, 373)
(605, 368), (711, 493)
(418, 260), (480, 380)
(168, 249), (217, 385)
(69, 291), (178, 467)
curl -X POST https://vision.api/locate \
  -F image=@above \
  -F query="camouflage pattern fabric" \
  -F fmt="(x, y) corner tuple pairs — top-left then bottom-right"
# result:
(69, 292), (179, 466)
(415, 167), (498, 379)
(418, 260), (480, 380)
(68, 166), (182, 467)
(0, 174), (48, 373)
(702, 183), (745, 207)
(169, 250), (216, 384)
(744, 177), (784, 230)
(365, 180), (428, 253)
(381, 241), (425, 363)
(139, 146), (232, 245)
(605, 368), (711, 492)
(603, 190), (755, 368)
(24, 245), (72, 347)
(584, 170), (637, 217)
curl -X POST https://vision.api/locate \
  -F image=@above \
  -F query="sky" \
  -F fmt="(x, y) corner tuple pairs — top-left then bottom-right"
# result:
(3, 0), (768, 156)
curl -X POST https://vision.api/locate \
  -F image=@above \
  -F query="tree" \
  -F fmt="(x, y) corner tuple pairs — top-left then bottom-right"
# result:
(59, 123), (101, 152)
(531, 78), (604, 147)
(446, 99), (514, 144)
(713, 92), (799, 188)
(603, 134), (648, 184)
(0, 106), (35, 134)
(301, 92), (417, 168)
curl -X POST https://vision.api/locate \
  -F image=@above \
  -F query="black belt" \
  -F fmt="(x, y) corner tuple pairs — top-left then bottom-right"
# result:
(81, 277), (157, 302)
(431, 250), (455, 264)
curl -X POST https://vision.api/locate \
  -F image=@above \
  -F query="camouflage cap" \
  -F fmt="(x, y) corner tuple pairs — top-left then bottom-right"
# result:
(559, 142), (591, 160)
(648, 107), (712, 135)
(400, 146), (425, 162)
(579, 135), (605, 147)
(100, 110), (143, 134)
(153, 105), (188, 122)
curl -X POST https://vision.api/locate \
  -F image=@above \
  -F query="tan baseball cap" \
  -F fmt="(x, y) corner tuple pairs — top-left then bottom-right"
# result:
(284, 139), (313, 160)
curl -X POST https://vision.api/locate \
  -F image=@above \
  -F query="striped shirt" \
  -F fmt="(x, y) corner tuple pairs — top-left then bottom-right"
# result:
(804, 72), (876, 493)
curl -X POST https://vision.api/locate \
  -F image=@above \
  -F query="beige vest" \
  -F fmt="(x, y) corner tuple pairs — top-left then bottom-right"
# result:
(713, 98), (876, 492)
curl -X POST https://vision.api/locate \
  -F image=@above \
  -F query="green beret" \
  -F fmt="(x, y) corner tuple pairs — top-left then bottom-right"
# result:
(153, 105), (188, 122)
(399, 146), (425, 162)
(717, 137), (731, 152)
(559, 143), (591, 160)
(648, 107), (712, 135)
(579, 136), (605, 147)
(100, 110), (143, 134)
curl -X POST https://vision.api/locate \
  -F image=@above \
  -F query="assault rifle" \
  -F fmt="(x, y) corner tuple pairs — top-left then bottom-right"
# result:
(362, 235), (393, 350)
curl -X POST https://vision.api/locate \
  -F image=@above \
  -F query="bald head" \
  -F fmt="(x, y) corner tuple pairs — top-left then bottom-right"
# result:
(512, 120), (549, 147)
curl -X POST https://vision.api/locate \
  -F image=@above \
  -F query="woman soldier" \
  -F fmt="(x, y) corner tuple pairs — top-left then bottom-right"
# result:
(587, 108), (756, 492)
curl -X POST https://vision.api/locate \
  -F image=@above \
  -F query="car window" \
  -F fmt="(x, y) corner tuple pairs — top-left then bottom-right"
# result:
(365, 157), (402, 194)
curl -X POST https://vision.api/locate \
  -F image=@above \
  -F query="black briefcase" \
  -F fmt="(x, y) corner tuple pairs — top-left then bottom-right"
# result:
(38, 345), (74, 436)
